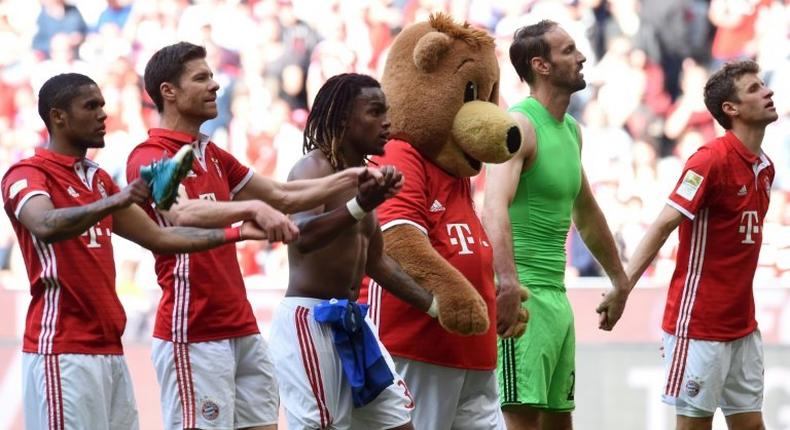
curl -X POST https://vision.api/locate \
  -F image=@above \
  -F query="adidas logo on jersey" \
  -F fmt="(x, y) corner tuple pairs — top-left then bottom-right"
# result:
(67, 186), (79, 197)
(737, 185), (747, 196)
(429, 199), (445, 212)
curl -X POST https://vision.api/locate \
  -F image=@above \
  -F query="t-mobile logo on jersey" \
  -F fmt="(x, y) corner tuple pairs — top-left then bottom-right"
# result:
(738, 210), (760, 244)
(446, 223), (475, 255)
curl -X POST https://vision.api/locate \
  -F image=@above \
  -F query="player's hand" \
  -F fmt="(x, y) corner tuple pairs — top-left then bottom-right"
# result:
(115, 178), (151, 207)
(496, 282), (529, 338)
(239, 220), (267, 240)
(252, 201), (299, 243)
(595, 288), (630, 331)
(356, 166), (403, 211)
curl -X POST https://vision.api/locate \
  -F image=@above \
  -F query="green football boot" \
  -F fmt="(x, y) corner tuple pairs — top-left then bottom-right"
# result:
(139, 145), (194, 210)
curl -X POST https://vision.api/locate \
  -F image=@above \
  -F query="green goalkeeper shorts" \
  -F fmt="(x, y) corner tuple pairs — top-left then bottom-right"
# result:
(497, 285), (575, 411)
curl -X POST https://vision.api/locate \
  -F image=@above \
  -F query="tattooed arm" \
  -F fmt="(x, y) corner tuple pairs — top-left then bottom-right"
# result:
(113, 204), (267, 254)
(17, 178), (150, 243)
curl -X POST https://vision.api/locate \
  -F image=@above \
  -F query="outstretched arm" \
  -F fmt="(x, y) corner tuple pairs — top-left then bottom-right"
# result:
(366, 226), (433, 313)
(234, 168), (368, 214)
(595, 204), (683, 330)
(626, 205), (684, 285)
(157, 188), (298, 243)
(113, 203), (267, 254)
(287, 155), (401, 253)
(18, 178), (149, 243)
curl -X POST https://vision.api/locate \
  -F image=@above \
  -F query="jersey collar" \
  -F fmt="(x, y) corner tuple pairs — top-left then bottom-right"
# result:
(724, 130), (761, 164)
(35, 147), (98, 169)
(149, 128), (210, 158)
(723, 130), (771, 175)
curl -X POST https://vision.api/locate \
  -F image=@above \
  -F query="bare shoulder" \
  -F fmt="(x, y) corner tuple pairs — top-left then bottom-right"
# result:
(287, 150), (334, 181)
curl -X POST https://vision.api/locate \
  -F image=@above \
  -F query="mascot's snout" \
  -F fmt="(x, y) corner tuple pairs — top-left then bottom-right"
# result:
(452, 100), (521, 170)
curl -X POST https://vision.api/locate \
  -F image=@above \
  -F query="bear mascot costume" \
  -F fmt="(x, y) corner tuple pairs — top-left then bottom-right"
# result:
(361, 12), (524, 429)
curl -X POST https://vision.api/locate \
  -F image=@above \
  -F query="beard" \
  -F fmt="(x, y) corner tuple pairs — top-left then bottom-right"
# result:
(568, 76), (587, 92)
(74, 136), (105, 148)
(559, 74), (586, 93)
(549, 66), (586, 93)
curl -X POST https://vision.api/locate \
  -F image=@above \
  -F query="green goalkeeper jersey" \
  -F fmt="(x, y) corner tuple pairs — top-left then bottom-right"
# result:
(507, 97), (582, 291)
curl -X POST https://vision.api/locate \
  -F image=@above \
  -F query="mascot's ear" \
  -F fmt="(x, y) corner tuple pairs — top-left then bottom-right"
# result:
(413, 31), (452, 73)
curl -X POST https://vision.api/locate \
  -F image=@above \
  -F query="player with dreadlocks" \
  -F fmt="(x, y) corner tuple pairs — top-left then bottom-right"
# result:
(302, 73), (383, 170)
(270, 72), (441, 430)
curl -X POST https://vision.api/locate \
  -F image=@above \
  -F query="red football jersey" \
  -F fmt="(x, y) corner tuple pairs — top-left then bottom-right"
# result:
(664, 131), (773, 341)
(360, 140), (497, 370)
(126, 129), (258, 343)
(2, 148), (124, 354)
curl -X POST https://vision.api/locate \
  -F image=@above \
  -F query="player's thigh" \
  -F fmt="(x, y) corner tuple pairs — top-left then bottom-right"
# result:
(501, 404), (540, 430)
(453, 370), (504, 430)
(546, 295), (575, 411)
(269, 299), (348, 430)
(30, 353), (137, 430)
(22, 353), (50, 430)
(351, 379), (413, 430)
(724, 411), (764, 430)
(721, 330), (763, 417)
(498, 288), (564, 408)
(151, 339), (237, 430)
(108, 356), (140, 430)
(393, 358), (463, 430)
(662, 334), (727, 416)
(61, 354), (127, 430)
(232, 334), (278, 428)
(189, 340), (240, 428)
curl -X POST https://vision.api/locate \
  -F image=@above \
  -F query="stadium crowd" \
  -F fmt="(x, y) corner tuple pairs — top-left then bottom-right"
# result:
(0, 0), (788, 323)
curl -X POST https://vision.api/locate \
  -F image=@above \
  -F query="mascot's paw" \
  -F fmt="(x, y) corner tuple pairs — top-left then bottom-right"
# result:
(436, 292), (489, 336)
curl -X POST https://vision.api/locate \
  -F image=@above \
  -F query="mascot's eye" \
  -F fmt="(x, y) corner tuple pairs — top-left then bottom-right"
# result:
(464, 81), (478, 102)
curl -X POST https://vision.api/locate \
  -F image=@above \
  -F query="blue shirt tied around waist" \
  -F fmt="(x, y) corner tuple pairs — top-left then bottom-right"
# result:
(313, 299), (394, 407)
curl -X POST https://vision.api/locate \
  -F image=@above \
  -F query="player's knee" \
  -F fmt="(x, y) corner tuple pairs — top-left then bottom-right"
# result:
(540, 411), (572, 430)
(724, 413), (765, 430)
(675, 414), (714, 430)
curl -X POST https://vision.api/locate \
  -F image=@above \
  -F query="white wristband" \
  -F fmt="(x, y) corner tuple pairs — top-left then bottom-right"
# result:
(346, 197), (367, 221)
(426, 297), (439, 318)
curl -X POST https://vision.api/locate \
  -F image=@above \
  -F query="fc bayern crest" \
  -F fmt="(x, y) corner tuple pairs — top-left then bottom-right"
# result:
(686, 379), (701, 398)
(201, 398), (220, 421)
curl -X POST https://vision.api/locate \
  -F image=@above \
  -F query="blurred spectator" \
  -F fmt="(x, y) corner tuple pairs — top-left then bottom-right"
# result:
(709, 0), (773, 65)
(32, 0), (87, 57)
(662, 58), (716, 154)
(94, 0), (132, 32)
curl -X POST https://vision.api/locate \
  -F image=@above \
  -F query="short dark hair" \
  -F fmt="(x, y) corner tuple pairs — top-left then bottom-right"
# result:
(144, 42), (207, 112)
(510, 20), (558, 84)
(303, 73), (380, 170)
(38, 73), (97, 132)
(704, 60), (760, 129)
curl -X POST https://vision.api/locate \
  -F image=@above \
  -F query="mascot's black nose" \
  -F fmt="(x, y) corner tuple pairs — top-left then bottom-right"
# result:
(506, 126), (521, 154)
